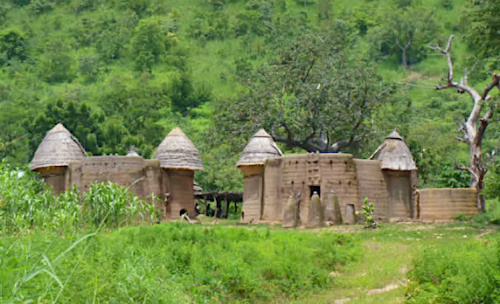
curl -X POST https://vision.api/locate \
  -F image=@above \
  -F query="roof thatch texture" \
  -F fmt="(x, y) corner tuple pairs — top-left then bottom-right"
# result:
(30, 123), (87, 171)
(154, 127), (203, 171)
(371, 130), (417, 171)
(237, 129), (283, 167)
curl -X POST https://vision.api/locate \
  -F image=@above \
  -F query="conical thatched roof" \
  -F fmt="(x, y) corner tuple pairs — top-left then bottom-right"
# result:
(371, 130), (417, 171)
(154, 127), (203, 171)
(30, 123), (86, 171)
(237, 129), (283, 167)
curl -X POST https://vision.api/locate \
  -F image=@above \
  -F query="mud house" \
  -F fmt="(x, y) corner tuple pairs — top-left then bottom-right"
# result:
(238, 129), (478, 224)
(30, 124), (203, 220)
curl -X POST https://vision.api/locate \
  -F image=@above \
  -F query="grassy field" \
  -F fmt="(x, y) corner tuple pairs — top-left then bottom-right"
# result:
(1, 218), (497, 303)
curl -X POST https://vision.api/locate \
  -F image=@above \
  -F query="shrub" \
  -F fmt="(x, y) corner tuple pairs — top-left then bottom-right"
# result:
(0, 224), (360, 302)
(406, 240), (500, 303)
(0, 162), (158, 233)
(356, 197), (378, 228)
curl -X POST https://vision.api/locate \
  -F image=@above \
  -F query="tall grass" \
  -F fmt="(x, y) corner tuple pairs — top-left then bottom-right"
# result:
(406, 237), (500, 303)
(0, 162), (158, 234)
(0, 224), (360, 303)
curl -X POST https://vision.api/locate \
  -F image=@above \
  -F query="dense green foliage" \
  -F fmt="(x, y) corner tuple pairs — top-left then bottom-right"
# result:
(0, 0), (499, 193)
(0, 224), (359, 303)
(0, 161), (158, 233)
(406, 237), (500, 303)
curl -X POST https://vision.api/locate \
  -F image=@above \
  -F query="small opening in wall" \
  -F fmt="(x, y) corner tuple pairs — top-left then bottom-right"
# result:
(309, 185), (321, 198)
(179, 209), (188, 216)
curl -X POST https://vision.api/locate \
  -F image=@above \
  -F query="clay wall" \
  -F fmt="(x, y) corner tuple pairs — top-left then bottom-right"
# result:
(37, 166), (67, 194)
(67, 156), (163, 200)
(354, 159), (389, 221)
(240, 165), (264, 223)
(419, 188), (477, 221)
(277, 153), (360, 224)
(383, 170), (413, 220)
(279, 155), (308, 223)
(262, 158), (282, 221)
(166, 169), (195, 219)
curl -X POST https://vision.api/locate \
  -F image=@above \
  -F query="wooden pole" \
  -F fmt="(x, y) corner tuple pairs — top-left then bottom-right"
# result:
(224, 193), (229, 218)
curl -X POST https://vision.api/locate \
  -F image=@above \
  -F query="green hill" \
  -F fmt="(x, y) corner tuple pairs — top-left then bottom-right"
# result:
(0, 0), (498, 193)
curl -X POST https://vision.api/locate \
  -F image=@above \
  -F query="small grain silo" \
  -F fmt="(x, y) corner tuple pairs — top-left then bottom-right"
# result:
(237, 129), (282, 223)
(371, 130), (417, 220)
(154, 127), (203, 219)
(30, 123), (86, 194)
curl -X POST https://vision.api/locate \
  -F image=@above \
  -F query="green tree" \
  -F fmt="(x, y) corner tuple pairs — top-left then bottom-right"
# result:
(369, 5), (439, 67)
(216, 32), (392, 153)
(38, 38), (75, 83)
(0, 28), (27, 65)
(464, 0), (500, 70)
(28, 100), (103, 156)
(131, 17), (171, 72)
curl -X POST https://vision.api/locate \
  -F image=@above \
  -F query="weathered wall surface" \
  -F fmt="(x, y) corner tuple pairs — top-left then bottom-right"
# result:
(419, 188), (477, 221)
(240, 165), (264, 223)
(166, 169), (195, 219)
(276, 153), (360, 224)
(279, 155), (308, 223)
(354, 159), (389, 221)
(67, 156), (164, 202)
(318, 154), (360, 222)
(37, 166), (67, 194)
(383, 170), (413, 220)
(262, 158), (282, 221)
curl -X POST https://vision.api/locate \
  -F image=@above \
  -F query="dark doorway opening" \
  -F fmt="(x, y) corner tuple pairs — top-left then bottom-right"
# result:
(309, 185), (321, 198)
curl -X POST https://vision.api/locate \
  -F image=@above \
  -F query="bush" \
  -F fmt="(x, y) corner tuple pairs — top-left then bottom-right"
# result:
(0, 162), (158, 233)
(406, 240), (500, 303)
(0, 224), (360, 302)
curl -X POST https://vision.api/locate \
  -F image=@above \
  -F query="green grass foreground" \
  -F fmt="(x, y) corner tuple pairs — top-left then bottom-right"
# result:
(0, 223), (359, 303)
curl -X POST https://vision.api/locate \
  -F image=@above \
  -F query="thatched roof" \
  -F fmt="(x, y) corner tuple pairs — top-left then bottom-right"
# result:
(237, 129), (283, 167)
(30, 123), (86, 171)
(154, 127), (203, 171)
(370, 130), (417, 171)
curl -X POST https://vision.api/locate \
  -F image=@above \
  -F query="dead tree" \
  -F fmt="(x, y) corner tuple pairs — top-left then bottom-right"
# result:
(430, 35), (500, 212)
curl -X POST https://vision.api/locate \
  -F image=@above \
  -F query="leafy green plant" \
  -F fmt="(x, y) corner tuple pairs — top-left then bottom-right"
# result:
(0, 162), (158, 233)
(407, 240), (500, 303)
(0, 224), (360, 303)
(356, 197), (378, 229)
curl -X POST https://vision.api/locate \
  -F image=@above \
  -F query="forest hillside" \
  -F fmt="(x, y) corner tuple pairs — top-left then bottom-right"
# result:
(0, 0), (499, 195)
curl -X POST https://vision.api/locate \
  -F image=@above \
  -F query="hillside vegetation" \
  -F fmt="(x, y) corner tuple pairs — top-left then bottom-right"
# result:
(0, 0), (499, 194)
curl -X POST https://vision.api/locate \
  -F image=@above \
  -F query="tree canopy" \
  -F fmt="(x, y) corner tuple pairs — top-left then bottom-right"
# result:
(217, 31), (393, 153)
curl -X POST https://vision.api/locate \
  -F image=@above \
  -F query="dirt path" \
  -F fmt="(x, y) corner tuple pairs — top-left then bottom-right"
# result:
(282, 223), (492, 304)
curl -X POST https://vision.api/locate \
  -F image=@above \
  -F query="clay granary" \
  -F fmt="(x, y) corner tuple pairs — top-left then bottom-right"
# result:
(238, 129), (478, 224)
(30, 124), (203, 220)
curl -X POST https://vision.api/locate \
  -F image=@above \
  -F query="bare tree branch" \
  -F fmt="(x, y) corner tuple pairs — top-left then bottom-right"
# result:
(481, 73), (500, 100)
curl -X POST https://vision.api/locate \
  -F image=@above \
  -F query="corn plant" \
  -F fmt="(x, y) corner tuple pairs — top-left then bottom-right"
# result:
(0, 161), (158, 233)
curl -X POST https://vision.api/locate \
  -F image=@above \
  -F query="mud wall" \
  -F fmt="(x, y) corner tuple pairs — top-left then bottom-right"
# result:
(419, 188), (477, 221)
(262, 158), (282, 221)
(354, 159), (389, 221)
(37, 166), (67, 194)
(166, 169), (195, 219)
(240, 165), (264, 223)
(67, 156), (163, 200)
(383, 170), (413, 220)
(277, 153), (360, 224)
(279, 155), (308, 223)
